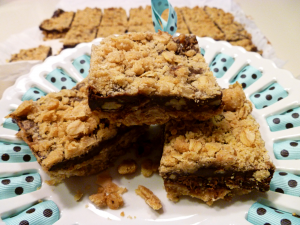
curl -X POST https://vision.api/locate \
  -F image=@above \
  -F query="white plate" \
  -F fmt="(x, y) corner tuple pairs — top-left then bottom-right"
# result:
(0, 37), (300, 225)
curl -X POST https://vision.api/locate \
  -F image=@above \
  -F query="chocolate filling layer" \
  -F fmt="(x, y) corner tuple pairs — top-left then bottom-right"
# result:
(88, 91), (222, 113)
(164, 169), (274, 192)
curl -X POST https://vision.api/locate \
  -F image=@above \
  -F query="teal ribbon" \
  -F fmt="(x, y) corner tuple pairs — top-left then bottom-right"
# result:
(151, 0), (178, 35)
(247, 202), (300, 225)
(267, 107), (300, 132)
(231, 65), (262, 90)
(45, 68), (77, 90)
(250, 83), (288, 109)
(270, 171), (300, 197)
(273, 140), (300, 160)
(72, 54), (91, 78)
(0, 173), (41, 200)
(0, 142), (36, 163)
(209, 53), (235, 78)
(3, 200), (60, 225)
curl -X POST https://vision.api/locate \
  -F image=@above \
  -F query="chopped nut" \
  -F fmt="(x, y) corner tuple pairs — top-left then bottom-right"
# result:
(135, 185), (162, 210)
(118, 159), (137, 175)
(141, 159), (159, 177)
(120, 211), (125, 217)
(106, 192), (124, 210)
(90, 173), (126, 210)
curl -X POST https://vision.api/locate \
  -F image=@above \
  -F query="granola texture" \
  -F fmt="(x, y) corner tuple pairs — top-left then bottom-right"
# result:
(135, 185), (162, 210)
(128, 6), (153, 26)
(9, 45), (52, 62)
(39, 9), (74, 40)
(159, 83), (275, 205)
(71, 7), (102, 27)
(97, 26), (127, 38)
(100, 8), (128, 26)
(63, 25), (98, 48)
(7, 80), (146, 182)
(88, 31), (223, 125)
(180, 6), (225, 40)
(204, 6), (251, 41)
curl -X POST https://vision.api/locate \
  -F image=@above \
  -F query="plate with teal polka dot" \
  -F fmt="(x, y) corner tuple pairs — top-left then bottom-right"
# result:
(0, 34), (300, 225)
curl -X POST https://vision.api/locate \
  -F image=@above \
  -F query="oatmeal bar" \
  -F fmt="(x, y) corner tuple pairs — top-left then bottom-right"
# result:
(204, 6), (251, 42)
(9, 45), (52, 62)
(88, 31), (223, 126)
(229, 39), (259, 53)
(100, 8), (128, 26)
(159, 83), (275, 205)
(39, 9), (74, 40)
(7, 80), (146, 182)
(71, 7), (102, 27)
(128, 6), (152, 26)
(180, 7), (224, 40)
(63, 25), (98, 48)
(97, 26), (127, 38)
(127, 24), (155, 33)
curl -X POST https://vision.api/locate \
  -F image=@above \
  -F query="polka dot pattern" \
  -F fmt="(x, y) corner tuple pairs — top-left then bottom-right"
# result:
(270, 171), (300, 197)
(72, 55), (91, 78)
(250, 83), (288, 109)
(21, 87), (46, 102)
(45, 68), (77, 90)
(3, 200), (60, 225)
(247, 202), (300, 225)
(230, 65), (262, 89)
(0, 173), (41, 200)
(0, 142), (36, 163)
(273, 140), (300, 160)
(266, 107), (300, 132)
(151, 0), (177, 35)
(200, 48), (205, 57)
(209, 53), (234, 78)
(3, 118), (20, 131)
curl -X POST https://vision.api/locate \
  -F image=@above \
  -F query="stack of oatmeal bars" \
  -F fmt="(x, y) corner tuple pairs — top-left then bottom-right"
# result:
(8, 31), (274, 206)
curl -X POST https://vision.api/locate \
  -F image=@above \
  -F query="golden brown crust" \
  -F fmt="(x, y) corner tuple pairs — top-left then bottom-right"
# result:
(88, 31), (223, 125)
(128, 6), (152, 26)
(63, 25), (97, 48)
(204, 6), (251, 41)
(9, 45), (52, 62)
(72, 7), (102, 27)
(128, 24), (155, 33)
(180, 7), (224, 40)
(159, 83), (275, 205)
(8, 80), (146, 181)
(39, 9), (74, 32)
(100, 8), (128, 26)
(96, 26), (127, 38)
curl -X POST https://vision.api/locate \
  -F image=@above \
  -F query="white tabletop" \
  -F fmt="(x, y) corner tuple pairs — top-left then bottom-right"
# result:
(0, 0), (299, 98)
